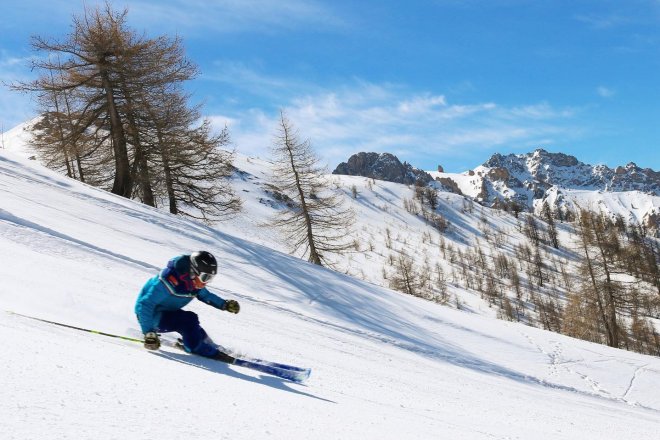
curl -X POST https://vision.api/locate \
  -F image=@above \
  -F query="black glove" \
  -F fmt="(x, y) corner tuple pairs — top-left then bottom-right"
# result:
(223, 299), (240, 314)
(144, 332), (161, 350)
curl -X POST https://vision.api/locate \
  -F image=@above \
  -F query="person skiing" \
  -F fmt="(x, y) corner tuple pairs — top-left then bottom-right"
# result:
(135, 251), (240, 362)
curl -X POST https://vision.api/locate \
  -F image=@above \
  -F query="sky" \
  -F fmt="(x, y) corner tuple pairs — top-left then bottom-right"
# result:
(1, 0), (659, 172)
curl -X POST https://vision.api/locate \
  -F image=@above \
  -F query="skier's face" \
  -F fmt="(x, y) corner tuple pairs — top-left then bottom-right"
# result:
(192, 275), (207, 289)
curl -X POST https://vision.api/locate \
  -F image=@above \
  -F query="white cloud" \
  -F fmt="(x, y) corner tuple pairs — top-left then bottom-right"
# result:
(574, 13), (632, 29)
(0, 51), (38, 130)
(127, 0), (348, 35)
(597, 86), (616, 98)
(207, 73), (583, 170)
(397, 94), (447, 114)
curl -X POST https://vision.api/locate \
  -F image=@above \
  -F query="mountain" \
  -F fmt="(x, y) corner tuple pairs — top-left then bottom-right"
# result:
(458, 149), (660, 231)
(3, 140), (660, 439)
(332, 151), (433, 186)
(333, 149), (660, 232)
(481, 149), (660, 195)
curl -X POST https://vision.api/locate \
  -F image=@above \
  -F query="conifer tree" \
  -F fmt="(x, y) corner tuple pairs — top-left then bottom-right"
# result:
(541, 201), (560, 249)
(269, 111), (354, 266)
(12, 2), (240, 219)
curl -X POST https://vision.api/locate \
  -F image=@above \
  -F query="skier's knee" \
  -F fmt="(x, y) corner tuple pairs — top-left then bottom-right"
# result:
(180, 310), (199, 326)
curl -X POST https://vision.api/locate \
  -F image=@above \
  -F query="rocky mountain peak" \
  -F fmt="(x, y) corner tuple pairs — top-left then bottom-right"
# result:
(332, 152), (433, 185)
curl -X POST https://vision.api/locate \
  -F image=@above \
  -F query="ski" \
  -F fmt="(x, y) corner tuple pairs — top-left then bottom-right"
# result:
(233, 358), (311, 383)
(8, 312), (311, 383)
(171, 340), (311, 383)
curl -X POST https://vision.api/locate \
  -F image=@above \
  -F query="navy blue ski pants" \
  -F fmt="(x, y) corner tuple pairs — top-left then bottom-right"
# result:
(156, 310), (219, 357)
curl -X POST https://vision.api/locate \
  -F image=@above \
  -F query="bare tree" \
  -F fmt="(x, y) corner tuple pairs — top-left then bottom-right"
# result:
(541, 201), (560, 249)
(11, 2), (240, 220)
(523, 213), (541, 247)
(135, 88), (241, 220)
(270, 111), (354, 266)
(13, 3), (197, 199)
(156, 117), (242, 221)
(389, 253), (424, 297)
(14, 4), (138, 196)
(573, 209), (625, 347)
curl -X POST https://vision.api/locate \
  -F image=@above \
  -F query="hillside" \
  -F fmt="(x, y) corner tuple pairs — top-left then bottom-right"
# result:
(5, 123), (660, 348)
(2, 139), (660, 438)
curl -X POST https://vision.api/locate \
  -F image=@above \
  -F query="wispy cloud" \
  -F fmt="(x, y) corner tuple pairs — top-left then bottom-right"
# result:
(126, 0), (348, 35)
(207, 70), (583, 170)
(573, 13), (632, 29)
(0, 51), (37, 129)
(597, 86), (616, 98)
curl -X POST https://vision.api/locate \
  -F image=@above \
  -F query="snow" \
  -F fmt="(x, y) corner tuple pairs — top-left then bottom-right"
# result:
(2, 145), (660, 439)
(428, 170), (484, 199)
(540, 186), (660, 227)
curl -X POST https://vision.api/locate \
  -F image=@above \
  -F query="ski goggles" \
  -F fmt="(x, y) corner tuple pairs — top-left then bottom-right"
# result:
(191, 266), (216, 283)
(197, 272), (215, 283)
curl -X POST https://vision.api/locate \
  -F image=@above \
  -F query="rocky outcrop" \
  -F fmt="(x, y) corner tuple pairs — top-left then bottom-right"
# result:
(487, 167), (510, 182)
(333, 152), (433, 186)
(435, 177), (462, 195)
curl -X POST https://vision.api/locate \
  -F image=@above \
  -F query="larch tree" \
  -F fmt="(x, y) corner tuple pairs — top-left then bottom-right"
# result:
(389, 253), (424, 298)
(269, 111), (354, 266)
(15, 3), (139, 196)
(12, 2), (240, 220)
(541, 201), (560, 249)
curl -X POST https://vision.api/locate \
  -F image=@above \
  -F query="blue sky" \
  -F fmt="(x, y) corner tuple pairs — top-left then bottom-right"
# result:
(1, 0), (659, 172)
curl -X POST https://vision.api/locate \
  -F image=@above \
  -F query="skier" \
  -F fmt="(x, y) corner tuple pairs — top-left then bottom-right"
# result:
(135, 251), (241, 362)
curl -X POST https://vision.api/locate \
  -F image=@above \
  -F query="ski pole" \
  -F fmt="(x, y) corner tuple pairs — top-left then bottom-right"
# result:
(6, 310), (143, 343)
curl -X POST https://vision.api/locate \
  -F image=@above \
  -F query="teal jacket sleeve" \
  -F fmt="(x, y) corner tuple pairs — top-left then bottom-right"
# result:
(196, 288), (227, 310)
(135, 277), (168, 333)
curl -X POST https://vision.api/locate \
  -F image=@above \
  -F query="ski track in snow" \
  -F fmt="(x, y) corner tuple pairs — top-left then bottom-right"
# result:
(518, 329), (656, 410)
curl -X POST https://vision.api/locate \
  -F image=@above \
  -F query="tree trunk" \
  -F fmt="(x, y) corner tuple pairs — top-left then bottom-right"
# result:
(282, 123), (321, 265)
(100, 66), (132, 198)
(578, 215), (615, 346)
(158, 131), (178, 214)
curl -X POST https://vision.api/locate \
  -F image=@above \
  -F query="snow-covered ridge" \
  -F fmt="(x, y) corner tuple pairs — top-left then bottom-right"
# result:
(483, 149), (659, 195)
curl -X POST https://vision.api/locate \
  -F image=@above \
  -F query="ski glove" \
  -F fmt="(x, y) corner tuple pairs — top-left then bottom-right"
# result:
(223, 299), (240, 314)
(144, 332), (161, 350)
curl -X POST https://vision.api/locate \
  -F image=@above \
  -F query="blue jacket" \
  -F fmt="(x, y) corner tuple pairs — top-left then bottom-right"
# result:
(135, 255), (227, 333)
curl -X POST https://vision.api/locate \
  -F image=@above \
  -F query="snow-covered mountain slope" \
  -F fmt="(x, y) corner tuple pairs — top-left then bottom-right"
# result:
(4, 123), (658, 335)
(220, 154), (528, 317)
(2, 150), (660, 438)
(428, 148), (659, 231)
(1, 118), (37, 156)
(541, 186), (660, 229)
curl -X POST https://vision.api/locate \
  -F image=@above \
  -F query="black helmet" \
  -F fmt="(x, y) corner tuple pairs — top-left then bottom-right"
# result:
(190, 251), (218, 282)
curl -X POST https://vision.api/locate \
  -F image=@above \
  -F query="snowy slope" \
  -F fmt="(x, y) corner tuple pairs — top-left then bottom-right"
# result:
(2, 149), (660, 439)
(541, 186), (660, 228)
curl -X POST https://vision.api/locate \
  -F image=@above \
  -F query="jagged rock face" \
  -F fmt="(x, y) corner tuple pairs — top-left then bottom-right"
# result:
(487, 167), (510, 182)
(333, 149), (658, 232)
(333, 152), (433, 185)
(483, 149), (660, 195)
(435, 177), (462, 195)
(477, 149), (659, 232)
